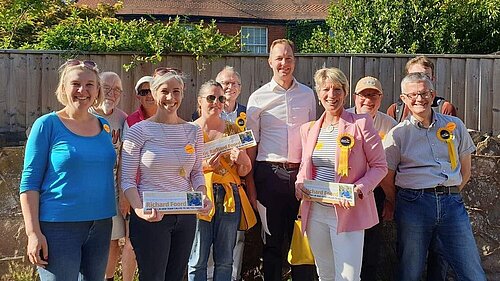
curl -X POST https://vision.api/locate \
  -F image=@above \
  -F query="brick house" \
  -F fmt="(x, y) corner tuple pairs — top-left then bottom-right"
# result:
(76, 0), (330, 53)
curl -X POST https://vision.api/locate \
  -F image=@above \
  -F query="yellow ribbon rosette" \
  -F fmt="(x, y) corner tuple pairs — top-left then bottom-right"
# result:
(103, 124), (111, 133)
(235, 112), (246, 131)
(337, 133), (354, 177)
(437, 122), (457, 170)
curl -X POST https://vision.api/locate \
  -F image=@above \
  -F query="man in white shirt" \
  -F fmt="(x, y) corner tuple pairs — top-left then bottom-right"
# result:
(246, 39), (317, 281)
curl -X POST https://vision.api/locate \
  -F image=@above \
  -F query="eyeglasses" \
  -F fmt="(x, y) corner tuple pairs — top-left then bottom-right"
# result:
(153, 67), (182, 78)
(137, 89), (151, 96)
(403, 90), (433, 100)
(220, 81), (241, 88)
(103, 86), (123, 95)
(355, 92), (382, 99)
(203, 95), (226, 104)
(65, 59), (98, 70)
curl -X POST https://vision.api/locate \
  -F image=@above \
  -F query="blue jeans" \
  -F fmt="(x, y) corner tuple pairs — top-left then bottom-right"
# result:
(395, 189), (486, 281)
(188, 183), (241, 281)
(38, 219), (112, 281)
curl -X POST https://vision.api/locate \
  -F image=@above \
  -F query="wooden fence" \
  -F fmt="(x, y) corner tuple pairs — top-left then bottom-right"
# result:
(1, 50), (500, 137)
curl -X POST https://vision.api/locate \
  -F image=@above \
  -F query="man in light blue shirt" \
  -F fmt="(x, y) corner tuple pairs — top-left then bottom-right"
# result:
(382, 73), (485, 281)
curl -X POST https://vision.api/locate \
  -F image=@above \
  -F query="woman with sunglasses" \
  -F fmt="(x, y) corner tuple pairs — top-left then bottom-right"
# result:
(295, 68), (387, 281)
(188, 80), (255, 281)
(121, 71), (211, 281)
(123, 76), (156, 136)
(19, 59), (116, 280)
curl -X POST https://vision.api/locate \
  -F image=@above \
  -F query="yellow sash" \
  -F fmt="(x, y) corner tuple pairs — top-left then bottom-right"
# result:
(198, 128), (257, 230)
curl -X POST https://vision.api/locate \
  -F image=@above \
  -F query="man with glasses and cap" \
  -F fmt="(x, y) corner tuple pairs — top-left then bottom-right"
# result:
(89, 71), (128, 281)
(347, 76), (397, 281)
(381, 72), (486, 281)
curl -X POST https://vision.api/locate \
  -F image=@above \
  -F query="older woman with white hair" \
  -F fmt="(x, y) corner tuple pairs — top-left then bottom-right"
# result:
(121, 70), (211, 281)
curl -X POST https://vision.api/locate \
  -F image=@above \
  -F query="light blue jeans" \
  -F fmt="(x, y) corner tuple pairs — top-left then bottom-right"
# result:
(38, 219), (112, 281)
(395, 188), (486, 281)
(188, 183), (241, 281)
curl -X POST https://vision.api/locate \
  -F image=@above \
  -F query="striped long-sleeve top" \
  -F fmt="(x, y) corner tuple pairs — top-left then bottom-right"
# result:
(121, 120), (205, 199)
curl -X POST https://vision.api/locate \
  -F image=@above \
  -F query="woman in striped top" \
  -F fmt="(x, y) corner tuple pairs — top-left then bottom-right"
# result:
(121, 71), (211, 281)
(295, 68), (387, 281)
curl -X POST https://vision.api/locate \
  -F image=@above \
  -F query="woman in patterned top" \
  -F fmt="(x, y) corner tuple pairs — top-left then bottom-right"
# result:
(188, 80), (255, 281)
(121, 70), (211, 281)
(295, 68), (387, 281)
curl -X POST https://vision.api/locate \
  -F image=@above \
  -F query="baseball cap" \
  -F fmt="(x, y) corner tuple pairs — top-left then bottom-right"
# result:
(134, 76), (153, 95)
(355, 76), (383, 94)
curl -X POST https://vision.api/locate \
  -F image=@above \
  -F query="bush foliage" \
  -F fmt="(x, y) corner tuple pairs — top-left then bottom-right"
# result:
(0, 0), (240, 70)
(300, 0), (500, 54)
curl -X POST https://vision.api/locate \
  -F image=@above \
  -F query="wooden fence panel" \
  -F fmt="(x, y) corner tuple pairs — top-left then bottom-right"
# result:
(450, 58), (466, 119)
(493, 59), (500, 134)
(479, 59), (494, 133)
(11, 54), (26, 132)
(0, 55), (10, 131)
(465, 59), (480, 130)
(26, 54), (42, 128)
(379, 57), (395, 111)
(1, 52), (499, 136)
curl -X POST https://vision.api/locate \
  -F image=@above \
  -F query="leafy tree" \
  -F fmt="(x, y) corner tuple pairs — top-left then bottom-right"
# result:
(31, 16), (240, 70)
(0, 0), (118, 49)
(300, 0), (500, 54)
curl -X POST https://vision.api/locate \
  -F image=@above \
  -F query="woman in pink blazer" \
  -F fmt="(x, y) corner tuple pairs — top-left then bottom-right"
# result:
(295, 67), (387, 281)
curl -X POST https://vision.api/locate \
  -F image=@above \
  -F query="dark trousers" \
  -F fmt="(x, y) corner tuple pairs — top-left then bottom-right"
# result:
(360, 186), (385, 281)
(129, 211), (196, 281)
(255, 162), (315, 281)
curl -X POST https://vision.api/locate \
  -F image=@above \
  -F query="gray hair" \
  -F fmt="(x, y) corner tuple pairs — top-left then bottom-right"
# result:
(401, 72), (434, 93)
(216, 66), (241, 83)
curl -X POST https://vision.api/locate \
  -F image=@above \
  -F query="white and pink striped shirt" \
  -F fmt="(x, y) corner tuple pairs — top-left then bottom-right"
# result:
(121, 120), (205, 199)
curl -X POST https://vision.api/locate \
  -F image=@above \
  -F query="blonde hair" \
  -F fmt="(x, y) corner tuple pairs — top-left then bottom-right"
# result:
(314, 67), (349, 95)
(269, 39), (295, 55)
(55, 62), (102, 106)
(151, 70), (185, 94)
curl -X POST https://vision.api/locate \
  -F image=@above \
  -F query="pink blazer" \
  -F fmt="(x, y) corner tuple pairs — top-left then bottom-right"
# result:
(296, 110), (387, 233)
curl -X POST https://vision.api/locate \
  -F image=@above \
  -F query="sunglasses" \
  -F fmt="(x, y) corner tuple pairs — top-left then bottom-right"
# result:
(65, 59), (98, 70)
(153, 67), (182, 78)
(137, 89), (151, 96)
(203, 95), (226, 104)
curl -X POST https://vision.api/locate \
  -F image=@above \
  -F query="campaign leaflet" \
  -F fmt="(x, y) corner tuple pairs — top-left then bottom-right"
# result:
(203, 130), (257, 159)
(143, 191), (204, 214)
(303, 179), (355, 206)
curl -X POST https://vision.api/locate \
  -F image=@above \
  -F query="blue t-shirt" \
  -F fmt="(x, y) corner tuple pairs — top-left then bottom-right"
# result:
(20, 112), (117, 222)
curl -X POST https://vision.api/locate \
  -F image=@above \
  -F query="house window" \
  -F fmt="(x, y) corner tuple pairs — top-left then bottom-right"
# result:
(241, 26), (268, 54)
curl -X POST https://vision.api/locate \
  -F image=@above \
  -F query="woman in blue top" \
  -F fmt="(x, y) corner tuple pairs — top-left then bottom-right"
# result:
(19, 59), (116, 281)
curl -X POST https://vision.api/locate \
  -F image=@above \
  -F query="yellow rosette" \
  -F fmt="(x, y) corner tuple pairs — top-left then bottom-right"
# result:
(337, 133), (354, 177)
(185, 144), (195, 154)
(235, 112), (246, 131)
(437, 122), (457, 170)
(103, 124), (111, 133)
